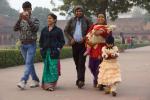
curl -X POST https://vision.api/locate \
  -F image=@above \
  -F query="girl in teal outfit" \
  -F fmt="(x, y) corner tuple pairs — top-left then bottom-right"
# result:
(39, 13), (65, 91)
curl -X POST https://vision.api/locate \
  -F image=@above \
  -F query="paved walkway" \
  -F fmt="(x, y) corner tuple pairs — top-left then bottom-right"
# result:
(0, 46), (150, 100)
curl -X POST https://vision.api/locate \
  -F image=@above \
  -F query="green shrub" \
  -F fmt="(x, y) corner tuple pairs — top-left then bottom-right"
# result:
(0, 49), (24, 68)
(116, 44), (128, 52)
(60, 47), (73, 59)
(0, 47), (72, 68)
(116, 43), (150, 52)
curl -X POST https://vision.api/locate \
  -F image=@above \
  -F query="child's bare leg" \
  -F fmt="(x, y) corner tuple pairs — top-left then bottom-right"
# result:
(84, 45), (91, 56)
(110, 83), (118, 97)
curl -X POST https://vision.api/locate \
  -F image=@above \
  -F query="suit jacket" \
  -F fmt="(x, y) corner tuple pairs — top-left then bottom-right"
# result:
(64, 16), (92, 43)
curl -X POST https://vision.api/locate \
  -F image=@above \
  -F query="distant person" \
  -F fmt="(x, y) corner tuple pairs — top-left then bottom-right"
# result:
(120, 32), (125, 44)
(64, 5), (92, 88)
(130, 36), (134, 48)
(39, 13), (65, 91)
(97, 35), (122, 97)
(14, 1), (40, 90)
(127, 36), (134, 48)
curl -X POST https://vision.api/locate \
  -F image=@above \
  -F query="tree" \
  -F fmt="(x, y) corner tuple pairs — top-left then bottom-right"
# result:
(132, 7), (144, 18)
(0, 0), (18, 19)
(0, 0), (10, 14)
(32, 7), (51, 31)
(144, 13), (150, 22)
(51, 0), (150, 21)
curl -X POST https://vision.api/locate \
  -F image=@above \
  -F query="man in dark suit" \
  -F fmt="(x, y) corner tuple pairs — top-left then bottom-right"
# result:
(64, 5), (92, 88)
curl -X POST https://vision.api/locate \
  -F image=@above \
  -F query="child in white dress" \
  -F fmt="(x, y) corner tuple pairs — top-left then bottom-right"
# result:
(97, 35), (121, 97)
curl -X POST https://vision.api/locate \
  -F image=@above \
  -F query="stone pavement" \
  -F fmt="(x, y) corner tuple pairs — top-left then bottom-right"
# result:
(0, 46), (150, 100)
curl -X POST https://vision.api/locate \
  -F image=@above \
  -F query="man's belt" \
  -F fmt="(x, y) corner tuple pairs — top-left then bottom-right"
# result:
(21, 40), (36, 44)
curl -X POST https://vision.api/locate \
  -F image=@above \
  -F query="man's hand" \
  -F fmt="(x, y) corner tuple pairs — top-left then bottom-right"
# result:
(70, 38), (75, 45)
(79, 38), (85, 43)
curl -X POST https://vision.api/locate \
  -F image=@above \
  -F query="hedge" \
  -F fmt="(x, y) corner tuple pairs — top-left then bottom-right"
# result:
(116, 43), (150, 52)
(1, 43), (150, 68)
(0, 47), (72, 68)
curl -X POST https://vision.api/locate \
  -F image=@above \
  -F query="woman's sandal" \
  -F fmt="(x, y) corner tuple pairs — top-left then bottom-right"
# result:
(46, 87), (54, 91)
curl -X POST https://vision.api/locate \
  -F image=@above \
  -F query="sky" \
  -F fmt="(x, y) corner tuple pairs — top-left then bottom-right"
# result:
(7, 0), (141, 19)
(7, 0), (66, 19)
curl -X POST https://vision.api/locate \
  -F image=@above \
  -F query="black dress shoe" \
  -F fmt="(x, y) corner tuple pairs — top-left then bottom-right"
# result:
(93, 80), (97, 88)
(93, 83), (97, 88)
(77, 81), (85, 89)
(97, 84), (105, 91)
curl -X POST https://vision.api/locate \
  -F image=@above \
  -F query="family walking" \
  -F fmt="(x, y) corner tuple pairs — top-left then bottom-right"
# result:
(14, 1), (121, 97)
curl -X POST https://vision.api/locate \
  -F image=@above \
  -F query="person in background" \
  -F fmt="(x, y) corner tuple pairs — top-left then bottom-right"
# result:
(14, 1), (40, 90)
(39, 13), (65, 91)
(64, 5), (92, 88)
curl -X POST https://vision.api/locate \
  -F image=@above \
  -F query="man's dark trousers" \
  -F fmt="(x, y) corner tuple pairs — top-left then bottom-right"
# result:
(72, 42), (86, 85)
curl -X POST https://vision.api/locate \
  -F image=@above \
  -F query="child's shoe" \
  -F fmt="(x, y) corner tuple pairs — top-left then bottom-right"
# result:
(17, 80), (26, 90)
(30, 80), (39, 88)
(104, 87), (111, 94)
(97, 84), (105, 91)
(112, 91), (117, 97)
